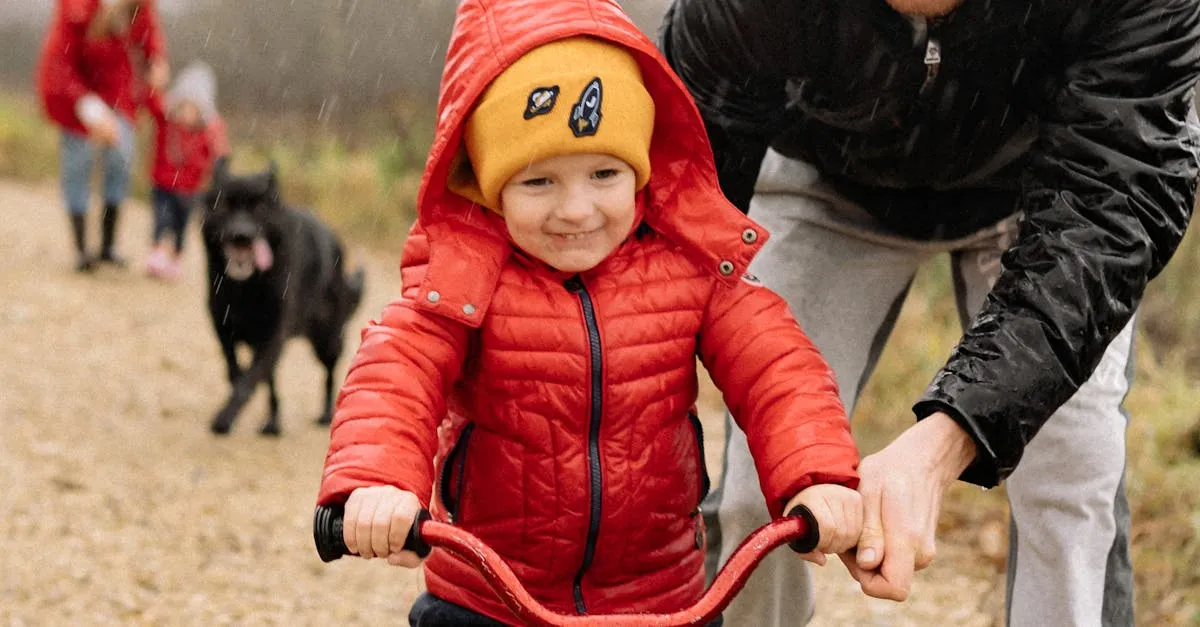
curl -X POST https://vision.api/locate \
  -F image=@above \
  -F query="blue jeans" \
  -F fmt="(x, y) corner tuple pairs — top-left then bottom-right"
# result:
(59, 117), (136, 216)
(408, 593), (508, 626)
(151, 187), (194, 253)
(407, 592), (724, 626)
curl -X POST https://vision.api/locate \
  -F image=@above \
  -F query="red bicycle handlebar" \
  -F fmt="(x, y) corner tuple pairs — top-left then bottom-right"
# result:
(314, 504), (819, 626)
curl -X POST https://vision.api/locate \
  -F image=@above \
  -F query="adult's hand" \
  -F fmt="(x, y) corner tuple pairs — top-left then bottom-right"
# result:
(77, 94), (120, 147)
(88, 116), (120, 147)
(838, 411), (977, 601)
(147, 57), (170, 92)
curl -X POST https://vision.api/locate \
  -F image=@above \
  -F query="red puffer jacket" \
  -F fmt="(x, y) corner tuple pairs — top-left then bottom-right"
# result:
(35, 0), (166, 134)
(317, 0), (860, 621)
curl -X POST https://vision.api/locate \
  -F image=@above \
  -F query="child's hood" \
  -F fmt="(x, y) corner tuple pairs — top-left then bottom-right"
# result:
(166, 60), (218, 122)
(407, 0), (768, 327)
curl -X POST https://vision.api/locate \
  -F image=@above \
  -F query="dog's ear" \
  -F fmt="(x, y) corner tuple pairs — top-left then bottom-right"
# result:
(265, 160), (281, 205)
(211, 156), (230, 187)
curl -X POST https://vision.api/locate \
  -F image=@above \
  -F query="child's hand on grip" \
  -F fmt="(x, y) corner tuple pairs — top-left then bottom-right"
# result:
(343, 485), (424, 567)
(784, 484), (863, 566)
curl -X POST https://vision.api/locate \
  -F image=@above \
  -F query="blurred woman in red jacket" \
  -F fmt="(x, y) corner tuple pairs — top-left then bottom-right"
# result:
(36, 0), (169, 272)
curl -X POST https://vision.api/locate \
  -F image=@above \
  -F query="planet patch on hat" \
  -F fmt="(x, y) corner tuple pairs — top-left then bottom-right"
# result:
(524, 86), (560, 120)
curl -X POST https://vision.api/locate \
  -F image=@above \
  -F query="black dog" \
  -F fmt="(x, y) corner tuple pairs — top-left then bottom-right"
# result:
(201, 159), (365, 435)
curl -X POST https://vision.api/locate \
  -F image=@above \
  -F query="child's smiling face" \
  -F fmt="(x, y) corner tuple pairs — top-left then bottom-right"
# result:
(172, 101), (203, 129)
(499, 152), (637, 273)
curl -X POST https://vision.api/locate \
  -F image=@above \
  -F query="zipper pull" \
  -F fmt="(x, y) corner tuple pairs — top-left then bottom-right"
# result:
(924, 37), (942, 67)
(920, 37), (941, 96)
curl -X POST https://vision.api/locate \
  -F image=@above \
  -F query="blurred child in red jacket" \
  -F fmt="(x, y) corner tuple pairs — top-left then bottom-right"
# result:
(144, 61), (229, 281)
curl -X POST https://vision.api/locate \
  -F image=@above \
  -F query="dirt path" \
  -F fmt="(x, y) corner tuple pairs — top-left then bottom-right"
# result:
(0, 179), (1003, 626)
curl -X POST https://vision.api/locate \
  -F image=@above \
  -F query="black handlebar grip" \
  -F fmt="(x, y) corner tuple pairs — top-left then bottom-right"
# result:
(785, 504), (821, 554)
(313, 504), (433, 563)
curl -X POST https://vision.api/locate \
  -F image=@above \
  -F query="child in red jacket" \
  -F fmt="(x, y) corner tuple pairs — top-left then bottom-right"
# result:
(316, 1), (862, 625)
(144, 61), (229, 281)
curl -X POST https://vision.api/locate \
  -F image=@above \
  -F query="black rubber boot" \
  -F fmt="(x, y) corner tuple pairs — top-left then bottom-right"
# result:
(99, 203), (127, 267)
(70, 214), (95, 273)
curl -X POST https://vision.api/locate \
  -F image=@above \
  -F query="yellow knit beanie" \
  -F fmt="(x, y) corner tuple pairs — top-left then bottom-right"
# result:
(449, 37), (655, 211)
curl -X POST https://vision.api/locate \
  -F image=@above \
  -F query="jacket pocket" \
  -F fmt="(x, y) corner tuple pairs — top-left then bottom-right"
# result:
(438, 423), (475, 523)
(687, 411), (711, 508)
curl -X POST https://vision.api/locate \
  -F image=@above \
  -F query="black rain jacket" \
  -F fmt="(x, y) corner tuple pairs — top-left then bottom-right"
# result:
(661, 0), (1200, 486)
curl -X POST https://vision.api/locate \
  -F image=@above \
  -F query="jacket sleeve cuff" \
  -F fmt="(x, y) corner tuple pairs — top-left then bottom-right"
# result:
(316, 474), (432, 509)
(912, 397), (1001, 488)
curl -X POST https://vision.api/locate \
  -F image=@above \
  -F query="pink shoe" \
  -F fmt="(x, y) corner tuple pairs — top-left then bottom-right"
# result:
(163, 256), (183, 281)
(145, 248), (169, 278)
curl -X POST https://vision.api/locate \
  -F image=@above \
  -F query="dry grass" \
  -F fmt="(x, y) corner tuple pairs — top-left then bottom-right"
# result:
(0, 94), (59, 182)
(0, 93), (425, 251)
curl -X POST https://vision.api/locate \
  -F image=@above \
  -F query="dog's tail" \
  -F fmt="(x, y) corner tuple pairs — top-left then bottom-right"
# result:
(344, 265), (366, 316)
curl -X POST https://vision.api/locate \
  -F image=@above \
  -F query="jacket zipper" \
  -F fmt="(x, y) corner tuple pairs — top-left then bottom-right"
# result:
(918, 17), (942, 98)
(564, 275), (604, 614)
(438, 423), (475, 523)
(687, 411), (711, 506)
(687, 411), (711, 551)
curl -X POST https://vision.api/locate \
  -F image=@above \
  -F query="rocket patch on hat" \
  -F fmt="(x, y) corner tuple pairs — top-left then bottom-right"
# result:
(570, 77), (603, 137)
(524, 86), (559, 119)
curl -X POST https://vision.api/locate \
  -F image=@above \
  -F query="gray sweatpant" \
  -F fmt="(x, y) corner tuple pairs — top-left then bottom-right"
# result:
(707, 150), (1135, 626)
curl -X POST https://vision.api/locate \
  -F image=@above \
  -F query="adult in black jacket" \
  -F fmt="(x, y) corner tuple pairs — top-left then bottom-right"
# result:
(661, 0), (1200, 624)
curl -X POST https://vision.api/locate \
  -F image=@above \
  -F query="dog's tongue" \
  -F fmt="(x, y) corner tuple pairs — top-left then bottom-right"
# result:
(253, 237), (273, 271)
